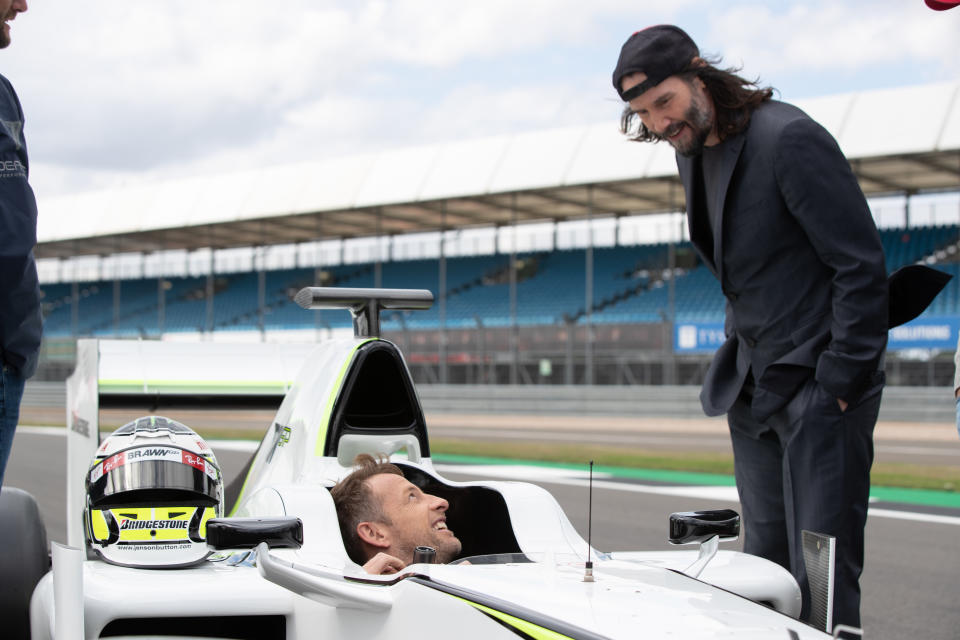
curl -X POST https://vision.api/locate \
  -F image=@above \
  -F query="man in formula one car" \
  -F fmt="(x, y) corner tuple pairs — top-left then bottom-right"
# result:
(331, 454), (462, 575)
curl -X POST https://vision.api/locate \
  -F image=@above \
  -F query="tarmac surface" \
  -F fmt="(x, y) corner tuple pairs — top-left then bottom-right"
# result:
(20, 406), (960, 466)
(6, 426), (959, 640)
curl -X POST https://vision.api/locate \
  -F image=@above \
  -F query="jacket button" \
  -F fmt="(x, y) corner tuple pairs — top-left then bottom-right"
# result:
(725, 291), (739, 301)
(745, 337), (757, 348)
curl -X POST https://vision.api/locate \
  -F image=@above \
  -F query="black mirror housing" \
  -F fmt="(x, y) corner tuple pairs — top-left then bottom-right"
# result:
(206, 517), (304, 550)
(669, 509), (740, 545)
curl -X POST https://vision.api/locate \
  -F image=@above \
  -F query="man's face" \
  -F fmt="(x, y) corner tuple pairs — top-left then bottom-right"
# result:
(0, 0), (27, 49)
(621, 72), (718, 156)
(366, 473), (462, 564)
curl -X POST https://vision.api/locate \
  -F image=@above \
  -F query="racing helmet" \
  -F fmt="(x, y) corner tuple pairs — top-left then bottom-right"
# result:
(85, 416), (223, 568)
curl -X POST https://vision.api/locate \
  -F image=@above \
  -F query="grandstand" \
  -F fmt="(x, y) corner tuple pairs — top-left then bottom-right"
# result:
(37, 226), (960, 336)
(31, 81), (960, 387)
(35, 224), (960, 386)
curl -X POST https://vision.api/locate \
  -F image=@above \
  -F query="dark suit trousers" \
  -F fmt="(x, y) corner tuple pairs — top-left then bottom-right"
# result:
(727, 376), (882, 631)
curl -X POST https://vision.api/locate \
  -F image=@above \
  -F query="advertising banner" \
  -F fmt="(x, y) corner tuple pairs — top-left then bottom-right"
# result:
(675, 317), (959, 353)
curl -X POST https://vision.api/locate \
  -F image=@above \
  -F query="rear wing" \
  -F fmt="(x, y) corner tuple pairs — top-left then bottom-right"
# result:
(64, 339), (311, 548)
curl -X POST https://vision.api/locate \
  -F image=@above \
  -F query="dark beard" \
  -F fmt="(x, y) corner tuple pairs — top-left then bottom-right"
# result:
(653, 96), (714, 157)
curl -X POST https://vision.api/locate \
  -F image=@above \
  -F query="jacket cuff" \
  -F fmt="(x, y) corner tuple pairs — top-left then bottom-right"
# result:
(814, 350), (879, 404)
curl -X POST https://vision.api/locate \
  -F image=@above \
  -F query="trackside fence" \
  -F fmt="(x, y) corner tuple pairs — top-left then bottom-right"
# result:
(22, 381), (954, 423)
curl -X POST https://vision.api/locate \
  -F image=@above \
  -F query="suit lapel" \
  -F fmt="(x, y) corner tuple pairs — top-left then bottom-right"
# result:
(709, 133), (747, 281)
(677, 154), (718, 277)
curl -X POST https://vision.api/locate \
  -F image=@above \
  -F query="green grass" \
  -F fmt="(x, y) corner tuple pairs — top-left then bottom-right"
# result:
(73, 425), (960, 494)
(430, 438), (737, 474)
(428, 438), (960, 494)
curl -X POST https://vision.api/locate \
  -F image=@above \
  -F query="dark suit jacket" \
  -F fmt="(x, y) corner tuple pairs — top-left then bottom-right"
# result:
(0, 73), (41, 379)
(677, 100), (889, 423)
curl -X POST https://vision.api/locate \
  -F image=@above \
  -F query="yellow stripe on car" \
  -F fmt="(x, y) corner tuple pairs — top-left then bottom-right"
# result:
(455, 597), (575, 640)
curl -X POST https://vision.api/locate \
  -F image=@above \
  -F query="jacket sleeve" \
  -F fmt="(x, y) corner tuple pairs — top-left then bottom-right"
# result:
(954, 334), (960, 396)
(0, 76), (42, 377)
(773, 117), (888, 401)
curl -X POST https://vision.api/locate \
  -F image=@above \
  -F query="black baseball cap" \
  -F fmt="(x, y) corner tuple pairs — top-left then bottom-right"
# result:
(612, 25), (699, 101)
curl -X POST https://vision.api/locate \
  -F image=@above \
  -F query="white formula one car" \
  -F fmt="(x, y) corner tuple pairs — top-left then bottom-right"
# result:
(4, 288), (842, 639)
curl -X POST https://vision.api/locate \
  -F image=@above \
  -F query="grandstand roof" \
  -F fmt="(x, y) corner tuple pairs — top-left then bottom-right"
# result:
(37, 81), (960, 259)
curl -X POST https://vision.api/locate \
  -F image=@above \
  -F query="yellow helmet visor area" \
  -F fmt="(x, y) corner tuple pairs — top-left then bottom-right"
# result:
(87, 505), (217, 568)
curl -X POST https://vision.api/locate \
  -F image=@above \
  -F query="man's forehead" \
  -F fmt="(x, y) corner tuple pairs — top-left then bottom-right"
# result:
(620, 71), (647, 91)
(627, 76), (681, 109)
(620, 71), (649, 94)
(366, 472), (414, 499)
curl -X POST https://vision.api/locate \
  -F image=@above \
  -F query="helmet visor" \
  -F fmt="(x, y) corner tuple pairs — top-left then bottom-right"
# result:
(88, 446), (221, 508)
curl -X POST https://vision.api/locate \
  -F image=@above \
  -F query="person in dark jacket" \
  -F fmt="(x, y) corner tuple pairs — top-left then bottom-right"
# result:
(613, 26), (888, 633)
(0, 0), (41, 489)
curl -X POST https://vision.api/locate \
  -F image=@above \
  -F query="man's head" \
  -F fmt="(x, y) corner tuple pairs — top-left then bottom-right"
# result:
(612, 25), (699, 103)
(613, 25), (772, 152)
(0, 0), (27, 49)
(620, 73), (717, 157)
(330, 454), (461, 567)
(612, 26), (716, 157)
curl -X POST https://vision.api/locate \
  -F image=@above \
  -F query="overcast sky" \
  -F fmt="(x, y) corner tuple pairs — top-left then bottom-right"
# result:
(3, 0), (958, 199)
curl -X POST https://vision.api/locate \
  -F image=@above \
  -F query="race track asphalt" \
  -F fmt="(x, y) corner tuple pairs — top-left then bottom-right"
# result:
(5, 427), (959, 640)
(19, 405), (960, 466)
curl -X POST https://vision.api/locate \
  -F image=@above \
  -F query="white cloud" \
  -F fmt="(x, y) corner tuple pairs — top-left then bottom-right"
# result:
(2, 0), (956, 200)
(706, 2), (960, 81)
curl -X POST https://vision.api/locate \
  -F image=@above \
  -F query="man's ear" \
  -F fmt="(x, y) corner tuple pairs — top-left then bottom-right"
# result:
(357, 521), (391, 550)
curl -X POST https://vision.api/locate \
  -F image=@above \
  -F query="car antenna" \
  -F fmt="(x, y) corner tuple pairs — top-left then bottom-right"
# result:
(583, 460), (595, 583)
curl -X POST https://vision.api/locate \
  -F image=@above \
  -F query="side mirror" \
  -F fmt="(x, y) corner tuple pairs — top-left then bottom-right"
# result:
(206, 517), (304, 550)
(668, 509), (740, 579)
(669, 509), (740, 545)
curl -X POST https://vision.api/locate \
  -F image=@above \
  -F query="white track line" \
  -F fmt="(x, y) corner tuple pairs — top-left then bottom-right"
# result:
(435, 464), (960, 527)
(23, 428), (957, 526)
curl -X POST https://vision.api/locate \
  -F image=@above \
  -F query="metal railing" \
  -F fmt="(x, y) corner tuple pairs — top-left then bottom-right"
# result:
(22, 381), (954, 423)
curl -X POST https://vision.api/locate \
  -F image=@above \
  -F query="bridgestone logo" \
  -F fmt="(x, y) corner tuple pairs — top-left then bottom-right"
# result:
(120, 520), (188, 530)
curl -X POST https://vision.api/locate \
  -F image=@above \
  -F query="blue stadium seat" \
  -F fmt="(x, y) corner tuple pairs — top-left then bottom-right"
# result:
(38, 224), (960, 336)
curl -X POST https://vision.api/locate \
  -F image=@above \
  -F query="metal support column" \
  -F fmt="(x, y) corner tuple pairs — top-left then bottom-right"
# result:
(585, 185), (594, 386)
(509, 194), (519, 385)
(374, 208), (383, 289)
(71, 280), (79, 337)
(157, 275), (166, 337)
(314, 213), (326, 341)
(474, 316), (485, 384)
(205, 247), (215, 337)
(904, 189), (914, 228)
(257, 244), (266, 341)
(664, 182), (680, 384)
(113, 279), (121, 336)
(439, 202), (448, 384)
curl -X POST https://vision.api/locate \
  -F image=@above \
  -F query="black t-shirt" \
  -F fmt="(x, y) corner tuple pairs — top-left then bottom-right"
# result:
(700, 143), (726, 233)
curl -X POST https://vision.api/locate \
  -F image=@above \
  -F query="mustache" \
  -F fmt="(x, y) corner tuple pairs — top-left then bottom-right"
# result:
(663, 122), (685, 138)
(650, 121), (685, 142)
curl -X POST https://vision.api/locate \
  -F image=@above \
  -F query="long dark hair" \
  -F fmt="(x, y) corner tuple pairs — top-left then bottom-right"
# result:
(620, 57), (774, 143)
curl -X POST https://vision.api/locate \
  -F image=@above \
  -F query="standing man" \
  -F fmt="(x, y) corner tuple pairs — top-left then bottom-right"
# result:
(0, 0), (41, 489)
(612, 26), (888, 632)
